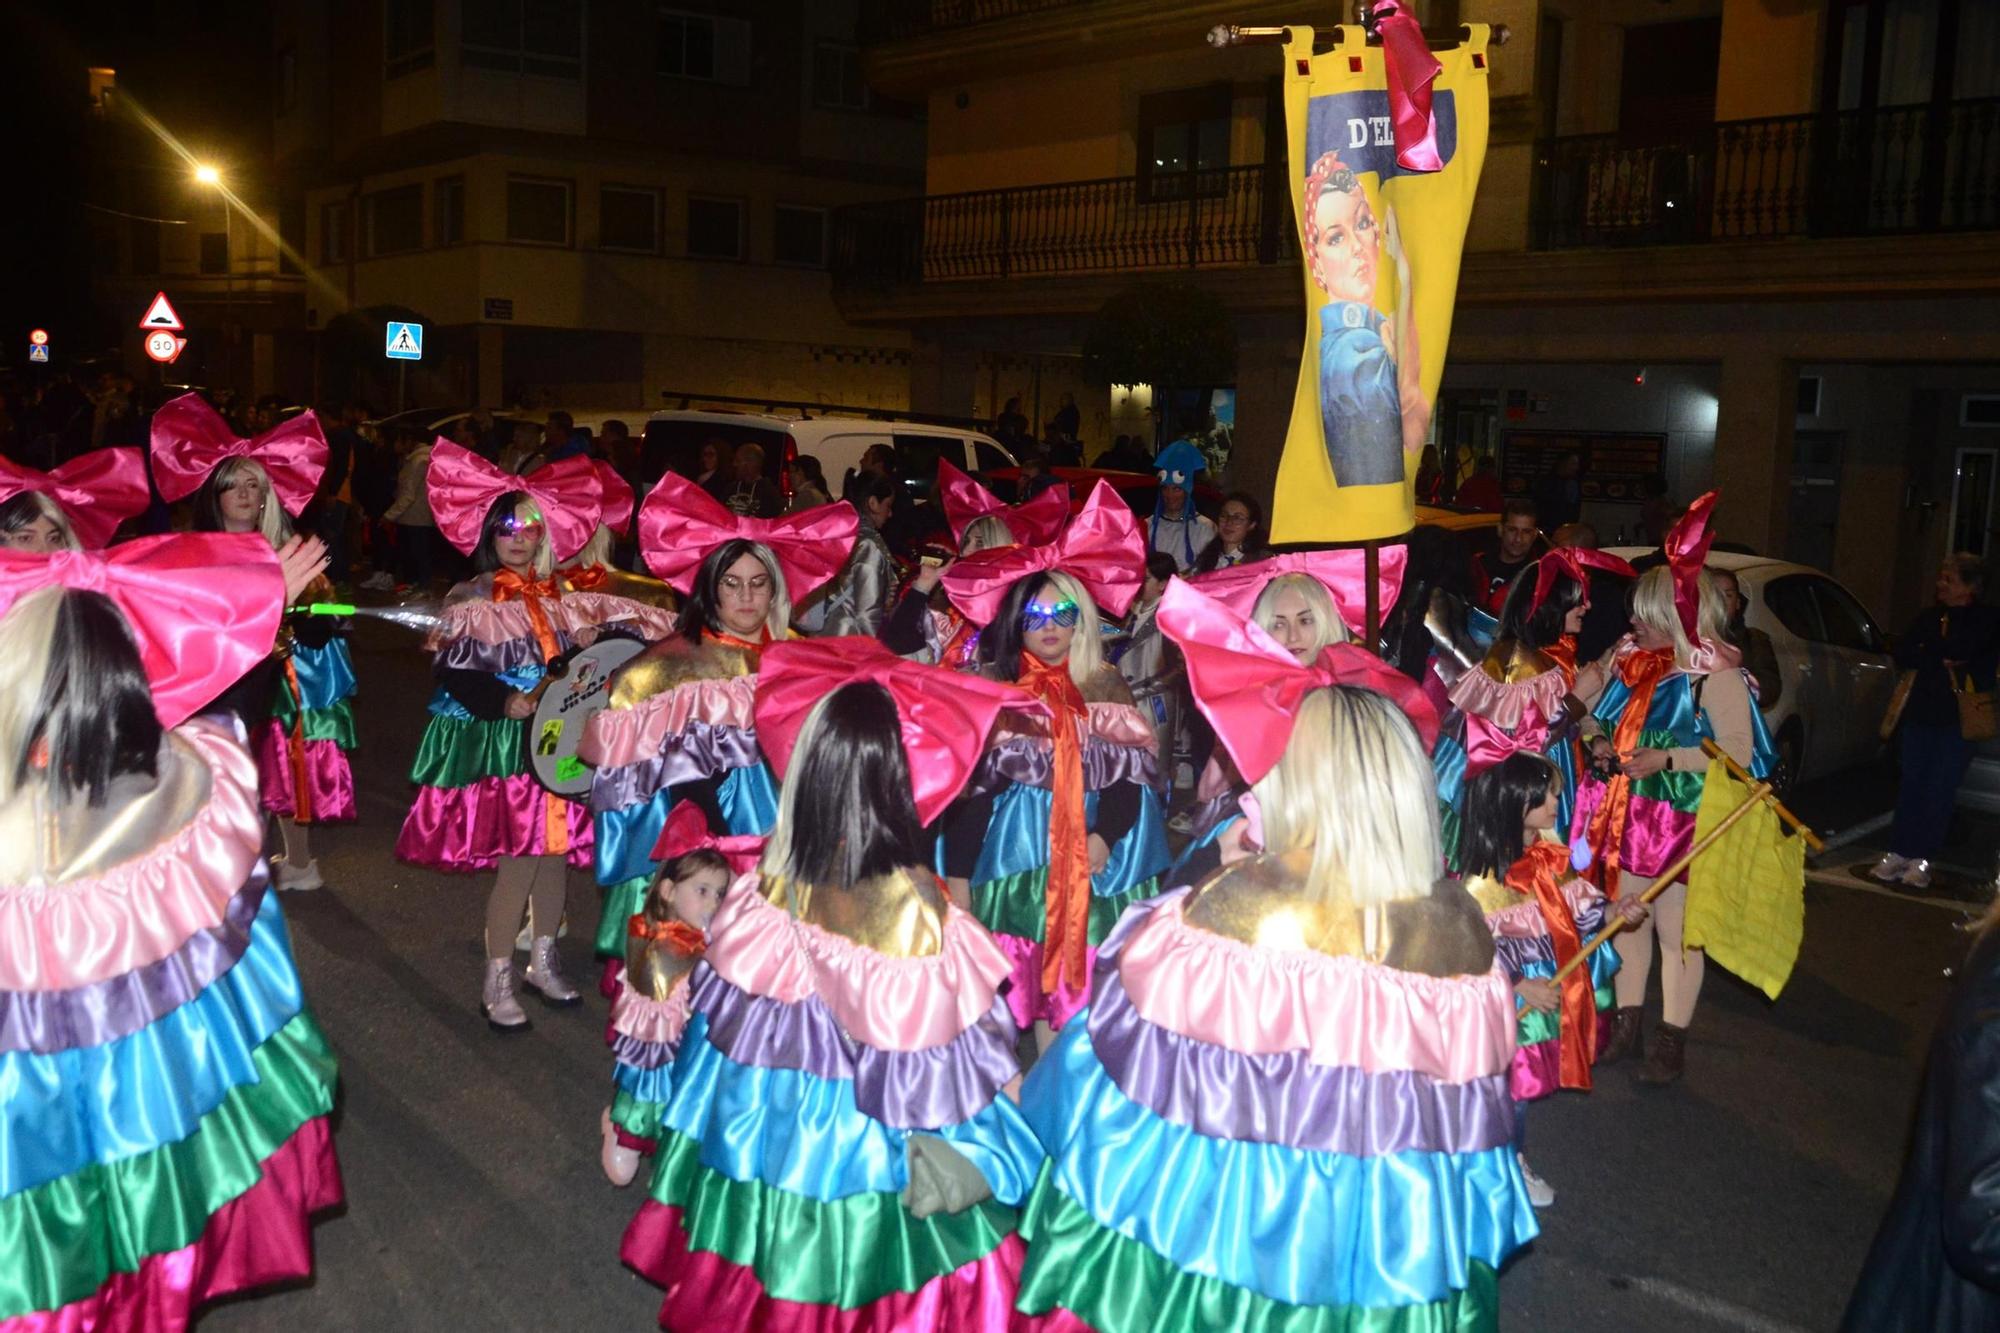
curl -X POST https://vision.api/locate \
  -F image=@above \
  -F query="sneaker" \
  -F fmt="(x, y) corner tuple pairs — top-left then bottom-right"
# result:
(1519, 1156), (1556, 1208)
(275, 858), (323, 892)
(1898, 859), (1933, 890)
(1868, 853), (1910, 883)
(359, 571), (395, 592)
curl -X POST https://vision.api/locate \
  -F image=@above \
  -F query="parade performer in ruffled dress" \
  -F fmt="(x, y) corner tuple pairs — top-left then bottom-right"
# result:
(395, 441), (678, 1031)
(619, 637), (1051, 1332)
(1432, 545), (1632, 866)
(153, 392), (353, 893)
(0, 447), (150, 552)
(1572, 493), (1775, 1085)
(0, 534), (344, 1330)
(1009, 577), (1537, 1333)
(579, 472), (855, 985)
(938, 481), (1172, 1045)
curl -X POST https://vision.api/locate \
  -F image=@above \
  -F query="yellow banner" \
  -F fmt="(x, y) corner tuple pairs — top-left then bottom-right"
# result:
(1684, 761), (1807, 1001)
(1270, 25), (1491, 544)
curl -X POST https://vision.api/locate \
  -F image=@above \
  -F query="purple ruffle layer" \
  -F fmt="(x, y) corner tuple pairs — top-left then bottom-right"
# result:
(587, 723), (764, 814)
(611, 1031), (675, 1072)
(1087, 968), (1516, 1157)
(0, 873), (267, 1056)
(690, 965), (1021, 1130)
(963, 736), (1159, 799)
(435, 631), (582, 675)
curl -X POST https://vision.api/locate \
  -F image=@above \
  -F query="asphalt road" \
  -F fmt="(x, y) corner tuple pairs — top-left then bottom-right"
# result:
(200, 618), (1988, 1332)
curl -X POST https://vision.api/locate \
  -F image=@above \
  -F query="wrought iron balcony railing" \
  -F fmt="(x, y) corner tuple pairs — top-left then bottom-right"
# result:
(860, 0), (1087, 43)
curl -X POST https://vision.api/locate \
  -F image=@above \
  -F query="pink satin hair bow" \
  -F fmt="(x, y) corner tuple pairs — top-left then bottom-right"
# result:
(149, 392), (329, 517)
(649, 798), (766, 874)
(0, 534), (283, 728)
(593, 460), (636, 539)
(1665, 490), (1720, 643)
(1527, 546), (1637, 617)
(1188, 547), (1407, 642)
(638, 473), (857, 601)
(0, 449), (150, 548)
(935, 459), (1070, 548)
(427, 440), (604, 561)
(942, 479), (1145, 624)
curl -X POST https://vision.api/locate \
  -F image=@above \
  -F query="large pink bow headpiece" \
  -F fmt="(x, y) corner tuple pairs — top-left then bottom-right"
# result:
(1158, 578), (1438, 783)
(649, 799), (765, 875)
(935, 459), (1069, 548)
(754, 637), (1043, 825)
(149, 392), (329, 517)
(942, 479), (1144, 624)
(1527, 546), (1637, 618)
(427, 440), (603, 561)
(0, 449), (150, 548)
(1188, 547), (1407, 642)
(0, 534), (282, 729)
(638, 473), (857, 600)
(1664, 490), (1720, 642)
(593, 461), (636, 539)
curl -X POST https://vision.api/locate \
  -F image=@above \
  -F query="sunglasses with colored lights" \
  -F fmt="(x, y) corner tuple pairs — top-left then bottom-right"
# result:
(1021, 597), (1080, 631)
(497, 518), (546, 541)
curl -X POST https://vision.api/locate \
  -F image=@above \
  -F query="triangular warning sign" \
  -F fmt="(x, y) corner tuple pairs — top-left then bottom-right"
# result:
(139, 292), (184, 331)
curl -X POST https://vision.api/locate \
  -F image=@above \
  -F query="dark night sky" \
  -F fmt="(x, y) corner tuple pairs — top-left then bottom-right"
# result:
(0, 1), (273, 359)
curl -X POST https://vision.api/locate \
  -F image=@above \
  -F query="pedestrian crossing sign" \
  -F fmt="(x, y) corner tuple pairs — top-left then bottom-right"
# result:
(385, 321), (424, 361)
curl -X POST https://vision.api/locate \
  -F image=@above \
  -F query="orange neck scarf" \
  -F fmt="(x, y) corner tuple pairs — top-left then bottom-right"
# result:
(627, 915), (708, 959)
(1543, 635), (1578, 688)
(707, 626), (774, 661)
(1584, 646), (1675, 892)
(490, 569), (569, 853)
(1019, 651), (1091, 996)
(1512, 839), (1595, 1089)
(562, 563), (611, 593)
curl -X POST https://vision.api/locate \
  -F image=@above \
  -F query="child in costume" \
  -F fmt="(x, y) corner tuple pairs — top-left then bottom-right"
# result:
(1573, 492), (1776, 1086)
(579, 472), (855, 987)
(1460, 751), (1644, 1207)
(1432, 546), (1632, 868)
(0, 535), (344, 1329)
(1011, 578), (1536, 1333)
(0, 447), (150, 552)
(396, 441), (678, 1031)
(153, 392), (355, 892)
(939, 482), (1172, 1044)
(619, 638), (1050, 1331)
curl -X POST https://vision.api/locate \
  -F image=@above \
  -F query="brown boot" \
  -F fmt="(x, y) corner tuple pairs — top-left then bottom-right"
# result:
(1635, 1022), (1687, 1087)
(1600, 1006), (1643, 1065)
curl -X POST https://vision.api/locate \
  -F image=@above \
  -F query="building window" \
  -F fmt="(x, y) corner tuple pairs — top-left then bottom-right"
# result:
(506, 176), (572, 245)
(774, 205), (827, 267)
(812, 43), (867, 110)
(687, 196), (743, 260)
(385, 0), (436, 78)
(199, 232), (229, 275)
(321, 201), (350, 263)
(364, 184), (425, 256)
(435, 176), (466, 245)
(600, 185), (662, 252)
(1136, 84), (1231, 203)
(658, 9), (750, 84)
(463, 0), (583, 79)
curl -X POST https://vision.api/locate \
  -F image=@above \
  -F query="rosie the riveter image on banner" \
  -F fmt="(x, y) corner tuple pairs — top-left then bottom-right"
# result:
(1269, 25), (1491, 545)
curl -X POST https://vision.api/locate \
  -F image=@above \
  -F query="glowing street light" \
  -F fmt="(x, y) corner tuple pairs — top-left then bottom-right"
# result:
(193, 163), (221, 186)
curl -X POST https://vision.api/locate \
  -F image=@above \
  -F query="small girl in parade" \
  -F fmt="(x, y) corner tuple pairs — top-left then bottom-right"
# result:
(1460, 751), (1644, 1208)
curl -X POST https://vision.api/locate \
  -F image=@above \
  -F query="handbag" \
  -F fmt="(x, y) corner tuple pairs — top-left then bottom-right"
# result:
(1879, 670), (1917, 742)
(1959, 669), (1998, 744)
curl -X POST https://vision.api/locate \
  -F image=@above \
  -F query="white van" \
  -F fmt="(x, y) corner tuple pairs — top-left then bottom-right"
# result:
(640, 409), (1018, 505)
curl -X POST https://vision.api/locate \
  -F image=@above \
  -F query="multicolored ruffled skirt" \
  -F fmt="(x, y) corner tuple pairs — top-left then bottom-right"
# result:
(1014, 888), (1537, 1333)
(620, 884), (1049, 1331)
(0, 723), (343, 1330)
(254, 637), (358, 824)
(605, 973), (691, 1159)
(1486, 888), (1621, 1102)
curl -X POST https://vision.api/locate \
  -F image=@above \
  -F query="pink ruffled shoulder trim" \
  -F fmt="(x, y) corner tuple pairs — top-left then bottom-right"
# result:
(611, 970), (696, 1046)
(1086, 701), (1158, 751)
(1446, 662), (1569, 731)
(702, 874), (1012, 1051)
(1117, 895), (1517, 1085)
(429, 591), (679, 650)
(577, 674), (759, 769)
(0, 721), (262, 993)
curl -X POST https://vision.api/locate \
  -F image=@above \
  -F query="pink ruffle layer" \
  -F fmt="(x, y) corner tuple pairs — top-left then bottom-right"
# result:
(623, 1202), (1043, 1333)
(1511, 1036), (1562, 1103)
(1446, 664), (1569, 732)
(1117, 895), (1517, 1084)
(429, 592), (679, 651)
(611, 971), (694, 1046)
(578, 674), (759, 770)
(394, 775), (593, 873)
(1486, 877), (1600, 942)
(0, 722), (262, 993)
(990, 702), (1158, 753)
(1570, 782), (1696, 882)
(252, 727), (356, 823)
(1, 1116), (343, 1333)
(703, 875), (1011, 1052)
(990, 933), (1094, 1032)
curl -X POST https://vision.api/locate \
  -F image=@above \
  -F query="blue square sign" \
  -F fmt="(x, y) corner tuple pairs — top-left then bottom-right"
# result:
(385, 321), (424, 361)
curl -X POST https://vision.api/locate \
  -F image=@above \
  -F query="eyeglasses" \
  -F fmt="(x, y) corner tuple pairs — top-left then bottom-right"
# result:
(1021, 597), (1080, 631)
(497, 519), (545, 542)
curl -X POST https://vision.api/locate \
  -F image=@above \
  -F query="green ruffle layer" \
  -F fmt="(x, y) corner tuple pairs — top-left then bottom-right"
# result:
(1631, 727), (1708, 813)
(645, 1125), (1019, 1309)
(613, 1088), (665, 1144)
(971, 868), (1161, 946)
(407, 713), (529, 788)
(0, 1012), (338, 1320)
(270, 692), (357, 748)
(1015, 1168), (1501, 1333)
(597, 874), (652, 958)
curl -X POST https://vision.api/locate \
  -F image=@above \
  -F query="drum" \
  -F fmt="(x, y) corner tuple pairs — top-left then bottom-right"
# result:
(525, 637), (646, 796)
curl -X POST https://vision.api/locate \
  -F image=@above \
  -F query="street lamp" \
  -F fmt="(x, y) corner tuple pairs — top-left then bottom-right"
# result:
(193, 163), (221, 186)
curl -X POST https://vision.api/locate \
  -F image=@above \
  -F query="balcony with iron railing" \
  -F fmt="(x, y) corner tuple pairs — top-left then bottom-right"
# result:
(860, 0), (1091, 43)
